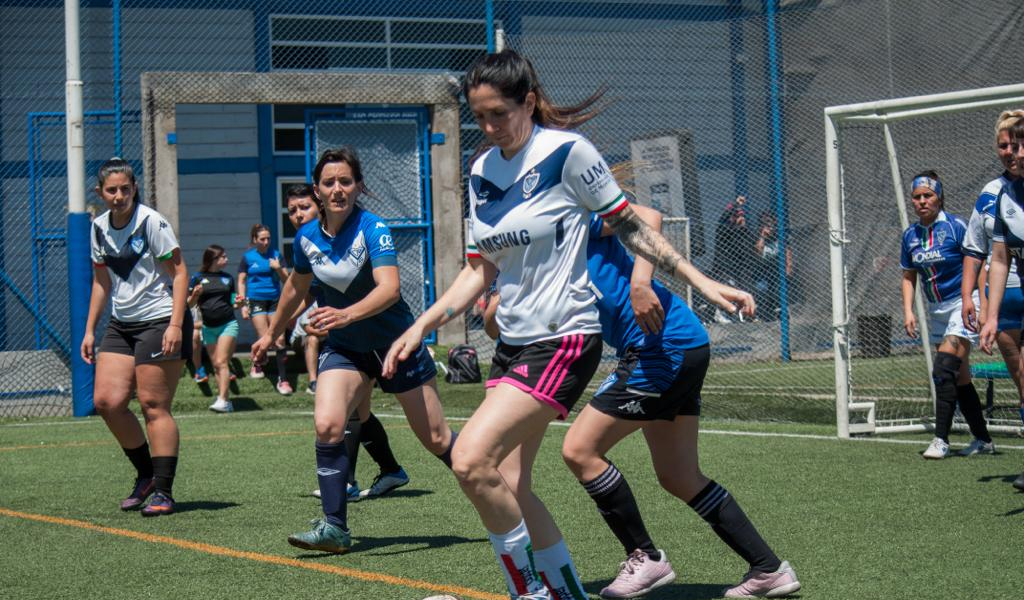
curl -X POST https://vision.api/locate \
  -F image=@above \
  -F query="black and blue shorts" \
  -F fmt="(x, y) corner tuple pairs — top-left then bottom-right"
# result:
(317, 342), (436, 394)
(590, 343), (710, 421)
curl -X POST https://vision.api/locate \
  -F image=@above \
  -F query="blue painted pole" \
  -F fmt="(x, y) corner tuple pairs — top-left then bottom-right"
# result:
(485, 0), (495, 52)
(765, 0), (791, 361)
(113, 0), (122, 156)
(68, 212), (94, 416)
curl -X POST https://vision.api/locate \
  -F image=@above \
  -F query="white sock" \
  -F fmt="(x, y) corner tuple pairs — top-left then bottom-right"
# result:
(488, 519), (545, 597)
(534, 538), (586, 600)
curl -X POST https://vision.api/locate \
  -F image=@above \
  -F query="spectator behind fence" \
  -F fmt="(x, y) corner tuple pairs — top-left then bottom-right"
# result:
(712, 196), (756, 321)
(753, 211), (793, 321)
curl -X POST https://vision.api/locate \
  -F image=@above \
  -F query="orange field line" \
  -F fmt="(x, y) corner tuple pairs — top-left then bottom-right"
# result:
(0, 507), (502, 600)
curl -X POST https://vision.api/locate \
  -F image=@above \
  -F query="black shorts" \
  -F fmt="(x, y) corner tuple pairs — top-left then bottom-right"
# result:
(99, 312), (194, 365)
(486, 333), (602, 419)
(248, 299), (278, 315)
(590, 344), (710, 421)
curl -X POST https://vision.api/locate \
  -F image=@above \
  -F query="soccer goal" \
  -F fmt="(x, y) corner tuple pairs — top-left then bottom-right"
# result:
(826, 83), (1024, 438)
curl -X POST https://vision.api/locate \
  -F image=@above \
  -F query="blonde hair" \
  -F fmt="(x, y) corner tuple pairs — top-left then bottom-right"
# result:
(995, 109), (1024, 139)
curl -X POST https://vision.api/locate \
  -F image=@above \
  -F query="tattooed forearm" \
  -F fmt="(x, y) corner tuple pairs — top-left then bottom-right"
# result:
(605, 206), (689, 282)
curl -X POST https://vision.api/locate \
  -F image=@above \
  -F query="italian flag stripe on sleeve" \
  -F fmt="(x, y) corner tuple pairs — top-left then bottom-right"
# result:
(596, 193), (629, 218)
(157, 251), (175, 261)
(466, 243), (482, 259)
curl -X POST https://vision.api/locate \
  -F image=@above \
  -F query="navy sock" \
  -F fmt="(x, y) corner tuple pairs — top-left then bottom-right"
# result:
(151, 456), (177, 497)
(123, 442), (153, 479)
(344, 416), (362, 486)
(688, 480), (780, 573)
(360, 413), (401, 474)
(437, 430), (458, 469)
(315, 440), (350, 529)
(582, 463), (657, 558)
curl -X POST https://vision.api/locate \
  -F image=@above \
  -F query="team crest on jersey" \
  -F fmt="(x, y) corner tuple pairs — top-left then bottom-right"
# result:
(221, 276), (230, 286)
(475, 189), (490, 207)
(935, 229), (947, 246)
(348, 244), (366, 264)
(130, 236), (146, 254)
(522, 169), (540, 197)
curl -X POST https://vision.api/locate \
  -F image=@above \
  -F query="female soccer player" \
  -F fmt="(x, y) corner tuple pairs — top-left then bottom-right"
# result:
(80, 157), (191, 516)
(383, 50), (751, 600)
(980, 117), (1024, 491)
(284, 183), (409, 502)
(901, 170), (992, 459)
(239, 223), (292, 394)
(962, 110), (1024, 454)
(188, 244), (243, 413)
(252, 149), (454, 554)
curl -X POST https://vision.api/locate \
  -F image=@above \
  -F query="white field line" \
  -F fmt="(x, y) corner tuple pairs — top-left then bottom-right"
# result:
(5, 410), (1023, 452)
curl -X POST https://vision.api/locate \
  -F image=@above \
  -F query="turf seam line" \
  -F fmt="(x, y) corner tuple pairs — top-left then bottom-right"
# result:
(0, 507), (504, 600)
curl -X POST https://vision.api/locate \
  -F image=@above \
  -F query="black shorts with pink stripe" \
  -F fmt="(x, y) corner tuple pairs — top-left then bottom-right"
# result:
(486, 333), (602, 419)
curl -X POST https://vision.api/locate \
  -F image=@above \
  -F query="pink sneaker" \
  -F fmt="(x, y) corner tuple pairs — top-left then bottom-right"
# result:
(723, 560), (801, 598)
(249, 362), (265, 379)
(599, 549), (676, 599)
(276, 378), (293, 395)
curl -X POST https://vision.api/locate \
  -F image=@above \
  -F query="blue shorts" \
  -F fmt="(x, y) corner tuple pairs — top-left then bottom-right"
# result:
(317, 342), (436, 394)
(997, 286), (1024, 332)
(202, 319), (239, 345)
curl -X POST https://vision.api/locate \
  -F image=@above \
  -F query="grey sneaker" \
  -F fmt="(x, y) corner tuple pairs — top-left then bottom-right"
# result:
(957, 438), (995, 456)
(723, 560), (801, 598)
(287, 518), (351, 554)
(359, 467), (410, 499)
(923, 437), (949, 459)
(600, 549), (676, 599)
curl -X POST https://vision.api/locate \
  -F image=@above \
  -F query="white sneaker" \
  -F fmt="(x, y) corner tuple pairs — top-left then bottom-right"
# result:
(923, 437), (949, 459)
(208, 397), (234, 413)
(312, 488), (321, 498)
(957, 438), (995, 456)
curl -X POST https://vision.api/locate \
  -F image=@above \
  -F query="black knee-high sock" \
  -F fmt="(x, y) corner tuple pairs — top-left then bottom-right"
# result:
(360, 413), (401, 474)
(344, 416), (362, 486)
(956, 383), (991, 442)
(315, 441), (349, 529)
(582, 463), (658, 559)
(123, 442), (153, 479)
(151, 456), (178, 497)
(933, 352), (960, 442)
(688, 480), (780, 573)
(437, 430), (458, 469)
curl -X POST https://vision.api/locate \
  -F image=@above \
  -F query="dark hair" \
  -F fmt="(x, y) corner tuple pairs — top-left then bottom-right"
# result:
(911, 169), (944, 209)
(96, 157), (140, 204)
(285, 183), (316, 202)
(311, 147), (371, 211)
(249, 224), (270, 243)
(200, 244), (225, 273)
(461, 49), (604, 131)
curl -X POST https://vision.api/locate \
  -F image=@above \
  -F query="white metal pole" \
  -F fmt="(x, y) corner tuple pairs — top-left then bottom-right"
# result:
(826, 114), (852, 438)
(65, 0), (85, 213)
(882, 124), (936, 408)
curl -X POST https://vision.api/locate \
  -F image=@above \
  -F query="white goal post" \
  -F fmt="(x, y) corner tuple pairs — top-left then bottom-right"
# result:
(826, 83), (1024, 438)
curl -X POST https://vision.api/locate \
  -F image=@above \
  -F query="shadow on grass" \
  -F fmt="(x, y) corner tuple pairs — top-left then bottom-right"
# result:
(172, 500), (240, 513)
(1004, 507), (1024, 516)
(228, 397), (263, 412)
(583, 579), (734, 600)
(293, 533), (487, 558)
(353, 488), (433, 502)
(978, 473), (1019, 484)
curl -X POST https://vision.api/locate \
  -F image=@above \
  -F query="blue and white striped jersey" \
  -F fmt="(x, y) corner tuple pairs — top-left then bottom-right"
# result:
(586, 215), (709, 353)
(292, 208), (414, 352)
(900, 211), (968, 304)
(992, 179), (1024, 278)
(466, 125), (629, 345)
(962, 173), (1020, 288)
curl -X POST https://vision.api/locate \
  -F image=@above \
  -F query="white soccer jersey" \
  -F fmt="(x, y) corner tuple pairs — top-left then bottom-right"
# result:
(91, 203), (179, 322)
(466, 126), (629, 345)
(962, 174), (1020, 288)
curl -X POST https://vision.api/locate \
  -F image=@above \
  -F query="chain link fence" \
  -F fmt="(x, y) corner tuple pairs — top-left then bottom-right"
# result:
(2, 0), (1022, 423)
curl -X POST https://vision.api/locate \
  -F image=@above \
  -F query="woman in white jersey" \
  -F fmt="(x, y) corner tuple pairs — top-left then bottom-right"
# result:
(80, 158), (191, 516)
(980, 116), (1024, 492)
(384, 50), (752, 600)
(962, 110), (1024, 449)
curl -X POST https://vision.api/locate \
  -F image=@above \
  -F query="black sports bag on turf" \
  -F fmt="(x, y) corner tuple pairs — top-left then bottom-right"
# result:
(446, 344), (481, 384)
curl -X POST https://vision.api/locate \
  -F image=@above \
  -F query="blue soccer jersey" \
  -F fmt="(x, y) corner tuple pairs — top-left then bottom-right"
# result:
(992, 179), (1024, 276)
(899, 211), (968, 304)
(962, 173), (1021, 288)
(238, 247), (284, 301)
(586, 215), (709, 353)
(292, 207), (415, 352)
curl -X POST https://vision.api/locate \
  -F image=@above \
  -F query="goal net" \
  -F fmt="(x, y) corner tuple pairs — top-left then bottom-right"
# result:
(826, 83), (1024, 436)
